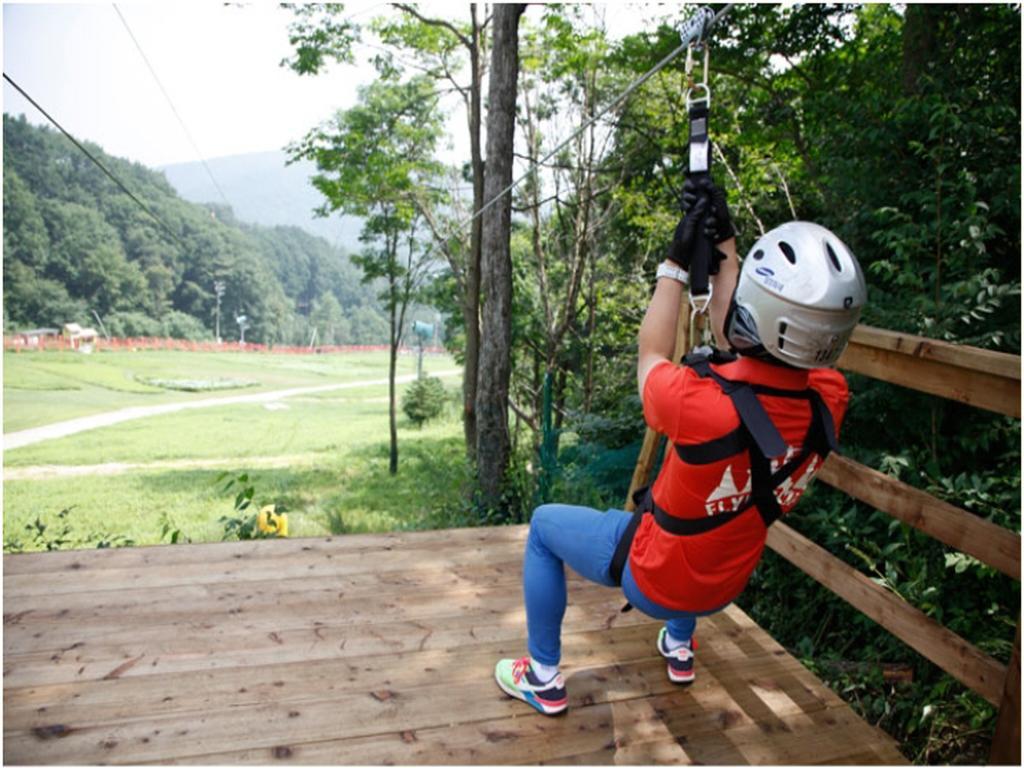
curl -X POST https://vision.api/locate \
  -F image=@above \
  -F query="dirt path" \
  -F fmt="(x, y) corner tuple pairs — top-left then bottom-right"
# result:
(3, 369), (460, 452)
(4, 454), (319, 480)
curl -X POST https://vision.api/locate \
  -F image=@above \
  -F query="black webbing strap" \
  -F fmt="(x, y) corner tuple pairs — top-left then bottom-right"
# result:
(675, 426), (745, 464)
(609, 486), (650, 588)
(683, 356), (788, 459)
(687, 97), (713, 297)
(688, 100), (710, 175)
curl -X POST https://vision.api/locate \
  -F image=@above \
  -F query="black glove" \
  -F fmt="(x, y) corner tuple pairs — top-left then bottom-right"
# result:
(665, 193), (709, 269)
(682, 175), (735, 243)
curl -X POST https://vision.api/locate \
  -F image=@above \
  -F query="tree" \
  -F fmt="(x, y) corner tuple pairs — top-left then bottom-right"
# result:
(476, 3), (525, 507)
(290, 76), (444, 474)
(376, 5), (490, 458)
(310, 291), (351, 344)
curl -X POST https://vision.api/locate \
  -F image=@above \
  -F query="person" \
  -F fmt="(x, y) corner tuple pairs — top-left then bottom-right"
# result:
(494, 175), (867, 716)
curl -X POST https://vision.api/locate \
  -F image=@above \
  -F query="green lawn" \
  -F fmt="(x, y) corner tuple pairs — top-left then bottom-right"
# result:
(3, 349), (471, 551)
(4, 348), (456, 432)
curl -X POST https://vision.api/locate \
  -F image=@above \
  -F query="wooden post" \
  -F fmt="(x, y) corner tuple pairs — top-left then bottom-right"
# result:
(625, 295), (693, 510)
(990, 619), (1021, 765)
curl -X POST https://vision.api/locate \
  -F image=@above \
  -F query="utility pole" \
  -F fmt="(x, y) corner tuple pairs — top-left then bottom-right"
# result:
(214, 280), (226, 343)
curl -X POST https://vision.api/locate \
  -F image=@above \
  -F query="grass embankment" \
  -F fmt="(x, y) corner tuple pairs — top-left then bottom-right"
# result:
(3, 349), (470, 550)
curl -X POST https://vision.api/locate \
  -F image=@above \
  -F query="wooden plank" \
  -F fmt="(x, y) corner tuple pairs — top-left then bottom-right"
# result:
(2, 623), (661, 731)
(136, 687), (754, 766)
(850, 325), (1021, 381)
(838, 328), (1020, 417)
(2, 525), (528, 576)
(990, 619), (1021, 765)
(767, 522), (1007, 705)
(625, 296), (691, 510)
(2, 537), (530, 597)
(4, 619), (900, 765)
(4, 609), (787, 735)
(3, 526), (907, 766)
(1, 577), (615, 657)
(818, 453), (1021, 580)
(1, 653), (691, 764)
(542, 705), (906, 765)
(132, 654), (902, 765)
(2, 591), (654, 687)
(2, 557), (534, 620)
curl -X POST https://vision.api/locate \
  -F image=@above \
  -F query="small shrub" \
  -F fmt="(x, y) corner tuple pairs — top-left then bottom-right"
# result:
(3, 507), (135, 552)
(402, 376), (447, 427)
(160, 310), (213, 341)
(216, 471), (288, 540)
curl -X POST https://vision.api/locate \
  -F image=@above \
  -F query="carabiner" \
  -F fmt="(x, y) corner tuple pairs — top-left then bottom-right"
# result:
(688, 286), (714, 350)
(685, 83), (711, 110)
(684, 42), (711, 109)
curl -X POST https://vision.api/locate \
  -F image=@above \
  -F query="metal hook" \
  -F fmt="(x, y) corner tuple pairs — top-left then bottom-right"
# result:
(684, 36), (711, 109)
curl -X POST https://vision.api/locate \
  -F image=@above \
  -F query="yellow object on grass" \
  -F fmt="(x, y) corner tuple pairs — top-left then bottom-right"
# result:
(257, 505), (288, 537)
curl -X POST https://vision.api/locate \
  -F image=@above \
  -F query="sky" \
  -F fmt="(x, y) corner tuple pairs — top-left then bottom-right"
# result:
(2, 2), (384, 167)
(2, 3), (663, 172)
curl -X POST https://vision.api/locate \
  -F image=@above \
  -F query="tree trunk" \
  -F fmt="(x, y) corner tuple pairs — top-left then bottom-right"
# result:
(475, 2), (524, 507)
(901, 5), (943, 96)
(464, 3), (484, 459)
(388, 275), (399, 475)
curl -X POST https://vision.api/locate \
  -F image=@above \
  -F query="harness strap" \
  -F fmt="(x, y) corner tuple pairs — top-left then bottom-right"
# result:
(610, 486), (650, 588)
(685, 357), (788, 459)
(612, 353), (840, 589)
(675, 426), (744, 464)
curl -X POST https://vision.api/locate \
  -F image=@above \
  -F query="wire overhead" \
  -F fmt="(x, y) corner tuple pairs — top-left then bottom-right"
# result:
(449, 4), (735, 241)
(3, 72), (188, 249)
(112, 3), (232, 210)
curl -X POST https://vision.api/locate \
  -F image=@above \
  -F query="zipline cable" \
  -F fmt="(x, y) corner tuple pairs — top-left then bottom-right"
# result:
(112, 3), (233, 210)
(456, 4), (734, 238)
(3, 72), (189, 250)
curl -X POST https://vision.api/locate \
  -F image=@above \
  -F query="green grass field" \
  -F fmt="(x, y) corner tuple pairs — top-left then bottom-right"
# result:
(3, 349), (471, 551)
(4, 348), (455, 432)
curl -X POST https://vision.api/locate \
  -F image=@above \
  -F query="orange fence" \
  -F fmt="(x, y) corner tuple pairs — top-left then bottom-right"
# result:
(4, 335), (445, 356)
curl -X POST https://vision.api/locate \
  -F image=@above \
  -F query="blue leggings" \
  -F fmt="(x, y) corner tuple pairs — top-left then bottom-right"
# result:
(524, 503), (725, 666)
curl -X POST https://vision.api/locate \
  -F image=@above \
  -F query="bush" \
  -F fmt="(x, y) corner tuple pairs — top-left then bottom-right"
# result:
(402, 376), (447, 426)
(105, 311), (162, 338)
(161, 310), (213, 341)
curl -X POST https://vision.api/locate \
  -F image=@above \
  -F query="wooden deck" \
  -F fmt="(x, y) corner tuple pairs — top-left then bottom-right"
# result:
(3, 525), (907, 764)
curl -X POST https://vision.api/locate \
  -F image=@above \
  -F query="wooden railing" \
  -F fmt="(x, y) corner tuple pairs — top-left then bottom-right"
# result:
(626, 310), (1021, 764)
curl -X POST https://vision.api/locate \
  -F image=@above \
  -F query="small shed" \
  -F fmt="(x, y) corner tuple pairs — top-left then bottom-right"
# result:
(62, 323), (98, 353)
(11, 328), (60, 347)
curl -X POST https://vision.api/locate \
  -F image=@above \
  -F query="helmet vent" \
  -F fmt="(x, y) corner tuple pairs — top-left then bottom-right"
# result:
(826, 242), (842, 271)
(752, 249), (764, 261)
(778, 321), (788, 350)
(778, 241), (797, 264)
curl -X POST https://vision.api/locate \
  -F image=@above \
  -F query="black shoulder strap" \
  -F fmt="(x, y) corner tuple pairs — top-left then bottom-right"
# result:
(683, 354), (788, 460)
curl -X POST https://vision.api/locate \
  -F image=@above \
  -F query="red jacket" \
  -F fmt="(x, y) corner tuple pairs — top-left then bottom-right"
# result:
(633, 355), (849, 611)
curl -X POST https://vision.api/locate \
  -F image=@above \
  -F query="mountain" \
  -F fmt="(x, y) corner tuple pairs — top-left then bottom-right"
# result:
(161, 151), (363, 252)
(2, 114), (387, 345)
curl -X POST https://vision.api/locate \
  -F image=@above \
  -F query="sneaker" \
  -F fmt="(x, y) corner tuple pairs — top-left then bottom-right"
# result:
(657, 627), (697, 684)
(494, 657), (568, 715)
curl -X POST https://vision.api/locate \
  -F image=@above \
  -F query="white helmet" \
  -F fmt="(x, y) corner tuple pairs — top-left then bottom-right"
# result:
(726, 221), (867, 369)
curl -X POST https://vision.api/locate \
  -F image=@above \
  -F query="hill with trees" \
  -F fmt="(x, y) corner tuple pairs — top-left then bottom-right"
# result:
(2, 114), (387, 344)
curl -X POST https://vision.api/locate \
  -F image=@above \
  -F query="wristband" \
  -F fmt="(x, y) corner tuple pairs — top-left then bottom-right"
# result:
(656, 262), (690, 285)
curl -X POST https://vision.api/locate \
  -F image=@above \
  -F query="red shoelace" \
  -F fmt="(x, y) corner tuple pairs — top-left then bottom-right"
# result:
(511, 656), (532, 684)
